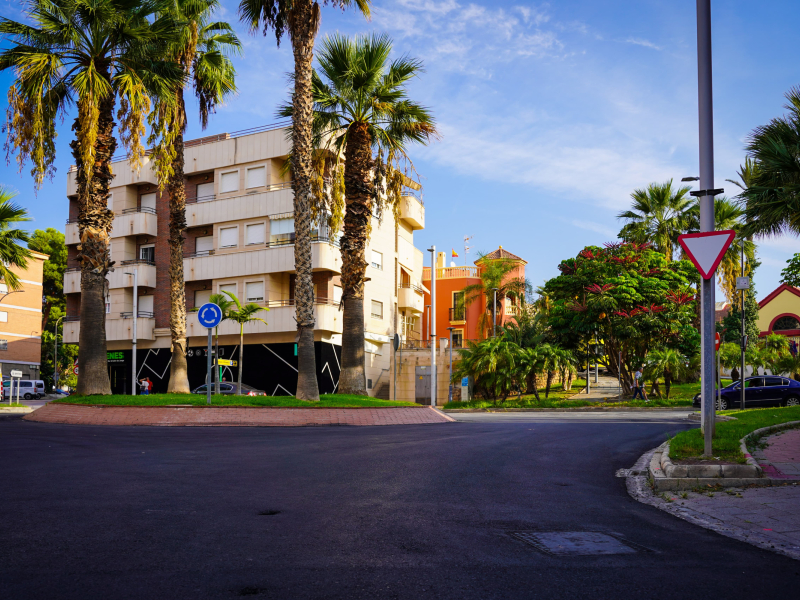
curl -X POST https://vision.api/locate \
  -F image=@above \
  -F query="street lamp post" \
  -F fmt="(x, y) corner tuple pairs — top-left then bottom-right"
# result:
(427, 247), (437, 407)
(491, 288), (498, 338)
(740, 240), (747, 410)
(446, 327), (455, 404)
(425, 304), (431, 343)
(53, 315), (64, 390)
(124, 268), (138, 395)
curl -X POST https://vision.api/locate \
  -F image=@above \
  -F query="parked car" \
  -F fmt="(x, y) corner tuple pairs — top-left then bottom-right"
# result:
(191, 383), (267, 396)
(2, 379), (46, 400)
(692, 376), (800, 410)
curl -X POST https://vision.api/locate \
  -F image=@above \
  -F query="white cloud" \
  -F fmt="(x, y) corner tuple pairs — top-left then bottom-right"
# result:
(569, 220), (617, 238)
(624, 37), (662, 51)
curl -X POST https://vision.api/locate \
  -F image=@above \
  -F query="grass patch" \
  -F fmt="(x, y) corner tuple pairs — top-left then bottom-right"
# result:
(0, 403), (29, 408)
(53, 393), (419, 408)
(669, 406), (800, 461)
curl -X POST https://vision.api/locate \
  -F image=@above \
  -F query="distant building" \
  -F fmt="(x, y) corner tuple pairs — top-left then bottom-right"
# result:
(0, 252), (47, 379)
(757, 284), (800, 343)
(715, 301), (730, 323)
(421, 246), (527, 347)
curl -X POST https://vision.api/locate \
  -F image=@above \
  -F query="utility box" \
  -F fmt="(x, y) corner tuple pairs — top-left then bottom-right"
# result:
(460, 376), (471, 402)
(415, 366), (431, 405)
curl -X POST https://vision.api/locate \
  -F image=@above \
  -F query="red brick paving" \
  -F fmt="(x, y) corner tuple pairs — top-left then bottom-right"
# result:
(759, 428), (800, 479)
(23, 403), (455, 427)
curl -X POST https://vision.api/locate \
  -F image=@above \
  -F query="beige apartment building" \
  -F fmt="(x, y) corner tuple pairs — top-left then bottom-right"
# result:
(63, 123), (428, 396)
(0, 251), (47, 380)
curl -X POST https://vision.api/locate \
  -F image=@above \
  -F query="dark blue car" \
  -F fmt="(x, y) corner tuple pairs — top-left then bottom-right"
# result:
(693, 376), (800, 410)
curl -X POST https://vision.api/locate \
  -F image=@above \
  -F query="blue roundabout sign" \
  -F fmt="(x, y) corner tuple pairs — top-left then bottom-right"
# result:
(198, 303), (223, 329)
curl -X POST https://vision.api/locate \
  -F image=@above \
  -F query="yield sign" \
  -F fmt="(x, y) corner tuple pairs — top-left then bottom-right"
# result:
(678, 230), (736, 279)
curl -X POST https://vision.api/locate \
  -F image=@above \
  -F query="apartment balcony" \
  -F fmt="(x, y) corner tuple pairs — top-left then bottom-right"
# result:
(185, 184), (293, 228)
(63, 313), (156, 344)
(65, 220), (79, 245)
(112, 207), (158, 238)
(398, 284), (424, 314)
(64, 260), (157, 294)
(449, 306), (467, 325)
(184, 239), (341, 282)
(185, 299), (342, 338)
(399, 193), (425, 230)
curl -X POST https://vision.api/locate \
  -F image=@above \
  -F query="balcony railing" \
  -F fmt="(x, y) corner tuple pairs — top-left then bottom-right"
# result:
(120, 311), (155, 319)
(401, 188), (424, 205)
(449, 306), (466, 322)
(185, 180), (293, 204)
(184, 236), (341, 256)
(398, 282), (425, 294)
(184, 249), (215, 259)
(265, 298), (341, 308)
(120, 259), (156, 267)
(121, 206), (157, 215)
(423, 266), (480, 280)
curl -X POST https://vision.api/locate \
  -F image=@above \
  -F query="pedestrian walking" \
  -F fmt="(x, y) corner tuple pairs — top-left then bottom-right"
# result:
(632, 367), (646, 400)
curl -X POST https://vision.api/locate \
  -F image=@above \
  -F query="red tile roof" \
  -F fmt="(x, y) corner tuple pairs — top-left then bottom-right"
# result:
(477, 246), (527, 264)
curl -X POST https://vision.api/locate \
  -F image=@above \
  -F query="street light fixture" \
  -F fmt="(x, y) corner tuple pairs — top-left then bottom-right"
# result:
(681, 176), (700, 182)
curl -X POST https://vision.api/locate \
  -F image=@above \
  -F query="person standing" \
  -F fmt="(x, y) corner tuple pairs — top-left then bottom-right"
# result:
(140, 378), (149, 396)
(632, 367), (644, 400)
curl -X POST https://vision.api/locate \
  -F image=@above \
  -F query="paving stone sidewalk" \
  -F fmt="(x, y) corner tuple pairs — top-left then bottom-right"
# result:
(23, 403), (455, 427)
(629, 426), (800, 560)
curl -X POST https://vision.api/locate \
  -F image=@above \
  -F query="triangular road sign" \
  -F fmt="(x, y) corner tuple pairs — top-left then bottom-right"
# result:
(678, 230), (736, 279)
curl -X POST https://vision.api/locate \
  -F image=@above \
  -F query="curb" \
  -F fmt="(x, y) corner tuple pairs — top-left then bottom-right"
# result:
(0, 407), (33, 414)
(51, 402), (428, 409)
(444, 407), (695, 413)
(626, 445), (800, 562)
(652, 442), (762, 489)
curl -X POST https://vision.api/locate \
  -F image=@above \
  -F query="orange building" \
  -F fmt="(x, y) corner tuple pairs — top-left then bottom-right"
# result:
(422, 246), (527, 348)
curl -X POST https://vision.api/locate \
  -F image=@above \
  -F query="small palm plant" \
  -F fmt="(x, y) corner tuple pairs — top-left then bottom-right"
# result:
(222, 291), (268, 395)
(645, 348), (687, 399)
(777, 352), (800, 381)
(0, 187), (32, 290)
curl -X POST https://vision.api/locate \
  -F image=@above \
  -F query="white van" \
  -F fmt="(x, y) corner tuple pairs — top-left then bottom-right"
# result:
(2, 379), (45, 400)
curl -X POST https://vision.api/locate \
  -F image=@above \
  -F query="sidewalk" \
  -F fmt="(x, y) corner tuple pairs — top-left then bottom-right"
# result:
(628, 426), (800, 561)
(576, 373), (622, 400)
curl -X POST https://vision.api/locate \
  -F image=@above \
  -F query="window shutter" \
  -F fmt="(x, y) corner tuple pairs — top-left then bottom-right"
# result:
(246, 223), (265, 245)
(219, 227), (238, 247)
(196, 236), (214, 253)
(140, 193), (157, 210)
(246, 281), (264, 302)
(219, 283), (237, 298)
(246, 166), (266, 189)
(196, 182), (215, 202)
(371, 250), (383, 269)
(220, 171), (239, 193)
(194, 290), (212, 307)
(138, 295), (154, 313)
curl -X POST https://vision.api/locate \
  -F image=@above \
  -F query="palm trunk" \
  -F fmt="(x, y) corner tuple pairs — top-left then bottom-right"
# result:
(72, 88), (115, 396)
(545, 371), (554, 398)
(665, 372), (672, 399)
(338, 122), (372, 395)
(166, 128), (190, 393)
(527, 372), (541, 401)
(291, 0), (320, 401)
(238, 326), (244, 395)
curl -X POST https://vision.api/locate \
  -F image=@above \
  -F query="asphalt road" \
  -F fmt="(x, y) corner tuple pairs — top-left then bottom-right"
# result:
(1, 413), (797, 599)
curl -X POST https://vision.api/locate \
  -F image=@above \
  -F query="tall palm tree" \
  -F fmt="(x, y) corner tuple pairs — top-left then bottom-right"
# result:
(150, 0), (240, 394)
(0, 187), (32, 290)
(283, 33), (437, 395)
(238, 0), (372, 401)
(685, 197), (757, 304)
(222, 291), (268, 395)
(617, 180), (693, 260)
(462, 254), (529, 339)
(0, 0), (184, 395)
(740, 88), (800, 238)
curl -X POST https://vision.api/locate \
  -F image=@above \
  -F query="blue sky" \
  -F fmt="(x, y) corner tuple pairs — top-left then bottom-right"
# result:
(1, 0), (798, 301)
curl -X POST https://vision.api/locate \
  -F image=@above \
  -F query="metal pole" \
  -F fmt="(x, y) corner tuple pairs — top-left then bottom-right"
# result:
(207, 329), (212, 405)
(595, 356), (599, 384)
(447, 327), (454, 404)
(429, 247), (437, 407)
(54, 315), (64, 390)
(618, 351), (622, 398)
(586, 341), (591, 395)
(741, 241), (746, 410)
(697, 0), (716, 455)
(425, 305), (431, 342)
(131, 268), (138, 395)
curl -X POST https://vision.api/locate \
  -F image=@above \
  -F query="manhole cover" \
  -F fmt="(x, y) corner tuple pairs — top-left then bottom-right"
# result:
(511, 531), (638, 556)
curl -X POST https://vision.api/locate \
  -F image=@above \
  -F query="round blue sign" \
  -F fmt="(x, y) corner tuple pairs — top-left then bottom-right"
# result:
(198, 303), (223, 328)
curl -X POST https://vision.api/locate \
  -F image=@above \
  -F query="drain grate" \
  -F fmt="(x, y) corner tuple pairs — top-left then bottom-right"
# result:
(511, 531), (639, 556)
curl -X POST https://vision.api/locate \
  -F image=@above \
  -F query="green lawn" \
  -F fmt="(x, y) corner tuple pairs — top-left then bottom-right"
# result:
(0, 403), (29, 408)
(669, 406), (800, 462)
(53, 393), (419, 408)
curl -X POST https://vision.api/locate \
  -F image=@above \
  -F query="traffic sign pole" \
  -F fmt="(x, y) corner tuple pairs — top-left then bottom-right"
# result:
(197, 303), (223, 406)
(207, 329), (212, 405)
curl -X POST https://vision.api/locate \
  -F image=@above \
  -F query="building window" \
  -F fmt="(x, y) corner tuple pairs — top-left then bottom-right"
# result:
(270, 217), (295, 244)
(245, 281), (265, 302)
(367, 378), (373, 389)
(219, 283), (237, 299)
(0, 283), (7, 294)
(219, 226), (238, 248)
(371, 250), (383, 270)
(333, 285), (343, 305)
(0, 311), (6, 323)
(246, 166), (266, 189)
(139, 244), (155, 263)
(105, 300), (111, 314)
(195, 235), (214, 255)
(220, 171), (239, 193)
(194, 289), (212, 307)
(245, 223), (266, 246)
(371, 300), (383, 320)
(452, 330), (464, 348)
(0, 339), (6, 351)
(774, 315), (800, 331)
(140, 192), (157, 211)
(196, 182), (215, 202)
(451, 291), (465, 321)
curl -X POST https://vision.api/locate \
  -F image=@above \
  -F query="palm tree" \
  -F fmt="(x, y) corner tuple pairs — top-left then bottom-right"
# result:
(777, 352), (800, 381)
(222, 291), (268, 395)
(617, 180), (693, 260)
(462, 254), (529, 338)
(740, 88), (800, 238)
(150, 0), (240, 394)
(645, 348), (687, 398)
(283, 33), (437, 395)
(0, 0), (183, 395)
(0, 187), (32, 290)
(238, 0), (372, 401)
